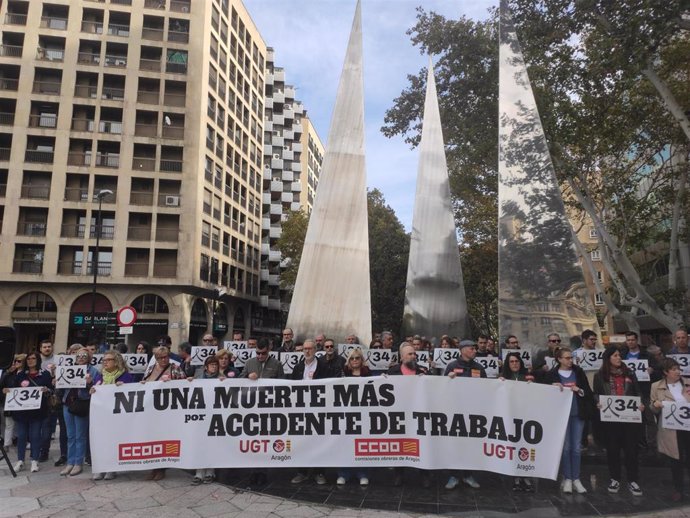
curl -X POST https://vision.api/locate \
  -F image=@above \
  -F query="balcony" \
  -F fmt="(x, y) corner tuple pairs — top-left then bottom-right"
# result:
(165, 61), (187, 74)
(155, 228), (178, 241)
(0, 45), (22, 58)
(98, 120), (122, 134)
(127, 226), (151, 240)
(25, 150), (54, 164)
(137, 90), (159, 104)
(18, 222), (47, 236)
(134, 123), (156, 137)
(139, 58), (161, 72)
(104, 55), (127, 68)
(64, 187), (88, 201)
(37, 48), (65, 62)
(0, 113), (14, 126)
(159, 158), (182, 172)
(125, 262), (148, 276)
(90, 225), (114, 239)
(40, 17), (68, 30)
(0, 79), (19, 91)
(77, 52), (100, 65)
(132, 157), (155, 171)
(61, 223), (86, 238)
(94, 153), (119, 168)
(32, 81), (61, 95)
(86, 262), (111, 276)
(67, 152), (91, 167)
(145, 0), (166, 8)
(142, 27), (164, 41)
(163, 92), (185, 107)
(58, 260), (82, 275)
(130, 191), (154, 205)
(29, 114), (57, 128)
(153, 263), (176, 277)
(74, 84), (98, 98)
(81, 21), (103, 34)
(161, 125), (184, 139)
(102, 86), (124, 100)
(13, 260), (43, 274)
(170, 1), (190, 13)
(107, 24), (130, 37)
(167, 30), (189, 43)
(5, 13), (27, 25)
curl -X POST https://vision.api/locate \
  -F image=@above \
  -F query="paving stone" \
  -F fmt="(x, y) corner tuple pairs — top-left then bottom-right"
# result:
(38, 492), (84, 507)
(0, 496), (40, 518)
(114, 495), (162, 512)
(81, 479), (163, 502)
(190, 501), (242, 517)
(0, 474), (29, 490)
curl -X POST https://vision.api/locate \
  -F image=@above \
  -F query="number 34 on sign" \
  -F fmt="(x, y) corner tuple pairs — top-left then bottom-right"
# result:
(600, 395), (642, 423)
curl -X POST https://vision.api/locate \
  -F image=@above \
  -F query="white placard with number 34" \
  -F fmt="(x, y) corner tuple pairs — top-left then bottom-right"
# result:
(4, 387), (44, 411)
(600, 395), (642, 423)
(55, 365), (87, 389)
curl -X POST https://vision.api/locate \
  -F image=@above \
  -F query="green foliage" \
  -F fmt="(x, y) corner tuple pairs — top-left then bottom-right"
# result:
(275, 209), (310, 291)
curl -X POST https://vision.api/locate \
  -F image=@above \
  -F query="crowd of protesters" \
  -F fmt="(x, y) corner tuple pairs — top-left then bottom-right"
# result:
(1, 327), (689, 501)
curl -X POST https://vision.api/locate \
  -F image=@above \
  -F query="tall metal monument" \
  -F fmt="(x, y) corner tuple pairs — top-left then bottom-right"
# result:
(286, 1), (372, 344)
(498, 0), (599, 351)
(403, 60), (468, 340)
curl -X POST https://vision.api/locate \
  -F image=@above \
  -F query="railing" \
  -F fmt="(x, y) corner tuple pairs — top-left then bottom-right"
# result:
(142, 27), (164, 40)
(155, 228), (178, 241)
(86, 262), (111, 276)
(63, 187), (88, 201)
(36, 48), (65, 62)
(74, 84), (98, 98)
(5, 13), (27, 25)
(0, 45), (22, 57)
(71, 118), (94, 131)
(91, 191), (116, 203)
(0, 184), (6, 196)
(40, 17), (68, 30)
(134, 123), (157, 137)
(13, 260), (43, 274)
(170, 1), (190, 13)
(153, 263), (176, 277)
(77, 52), (100, 65)
(104, 55), (127, 67)
(0, 113), (15, 125)
(101, 86), (124, 100)
(111, 0), (132, 4)
(137, 91), (159, 104)
(81, 21), (103, 33)
(167, 31), (189, 43)
(165, 61), (187, 74)
(162, 125), (184, 139)
(130, 191), (154, 205)
(28, 114), (57, 128)
(139, 58), (161, 72)
(145, 0), (166, 8)
(160, 159), (182, 172)
(107, 24), (130, 37)
(128, 226), (151, 240)
(125, 262), (149, 276)
(132, 157), (155, 171)
(32, 81), (61, 95)
(98, 120), (122, 134)
(18, 222), (47, 236)
(25, 150), (54, 163)
(164, 92), (185, 106)
(58, 260), (82, 275)
(90, 225), (114, 239)
(61, 223), (86, 238)
(67, 152), (91, 167)
(0, 79), (19, 91)
(94, 154), (119, 168)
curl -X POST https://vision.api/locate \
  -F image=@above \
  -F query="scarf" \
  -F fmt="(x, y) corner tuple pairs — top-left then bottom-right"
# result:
(609, 366), (625, 396)
(102, 368), (124, 385)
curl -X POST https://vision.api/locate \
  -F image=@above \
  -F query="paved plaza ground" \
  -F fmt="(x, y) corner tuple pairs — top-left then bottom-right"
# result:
(1, 443), (690, 517)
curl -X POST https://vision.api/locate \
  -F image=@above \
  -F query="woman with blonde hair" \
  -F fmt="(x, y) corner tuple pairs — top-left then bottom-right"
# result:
(1, 354), (26, 450)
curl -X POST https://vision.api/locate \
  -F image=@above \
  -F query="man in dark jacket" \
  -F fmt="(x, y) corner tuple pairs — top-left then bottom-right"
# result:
(290, 340), (329, 381)
(320, 338), (345, 378)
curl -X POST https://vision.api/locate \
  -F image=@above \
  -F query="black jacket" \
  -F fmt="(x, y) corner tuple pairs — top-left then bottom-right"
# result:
(544, 365), (595, 419)
(444, 358), (487, 378)
(291, 357), (330, 380)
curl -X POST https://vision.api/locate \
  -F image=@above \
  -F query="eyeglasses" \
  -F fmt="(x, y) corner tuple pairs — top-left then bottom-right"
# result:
(13, 359), (22, 364)
(283, 333), (292, 337)
(549, 339), (561, 343)
(76, 354), (89, 359)
(351, 357), (362, 361)
(561, 356), (573, 360)
(202, 338), (213, 342)
(103, 358), (115, 362)
(323, 345), (334, 349)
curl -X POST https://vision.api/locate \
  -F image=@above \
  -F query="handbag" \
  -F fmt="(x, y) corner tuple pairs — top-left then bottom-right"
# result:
(47, 391), (62, 413)
(68, 398), (90, 417)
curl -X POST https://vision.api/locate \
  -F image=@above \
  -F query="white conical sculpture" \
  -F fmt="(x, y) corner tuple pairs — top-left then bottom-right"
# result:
(286, 0), (372, 344)
(403, 59), (468, 340)
(498, 0), (599, 350)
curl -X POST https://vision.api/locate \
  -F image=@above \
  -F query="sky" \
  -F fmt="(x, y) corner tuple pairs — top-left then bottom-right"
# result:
(243, 0), (495, 230)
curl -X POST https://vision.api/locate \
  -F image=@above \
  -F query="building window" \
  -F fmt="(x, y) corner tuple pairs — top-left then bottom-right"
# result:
(590, 249), (601, 261)
(594, 293), (605, 305)
(588, 228), (598, 239)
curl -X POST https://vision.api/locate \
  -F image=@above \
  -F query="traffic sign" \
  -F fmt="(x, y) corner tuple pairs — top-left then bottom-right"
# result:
(116, 306), (137, 327)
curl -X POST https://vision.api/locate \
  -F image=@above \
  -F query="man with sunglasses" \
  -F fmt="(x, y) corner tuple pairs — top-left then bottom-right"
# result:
(320, 338), (345, 378)
(240, 338), (284, 380)
(533, 333), (563, 377)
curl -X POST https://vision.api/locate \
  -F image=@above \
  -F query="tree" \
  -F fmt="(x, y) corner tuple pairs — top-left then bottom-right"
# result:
(368, 189), (410, 338)
(275, 191), (410, 339)
(383, 4), (689, 333)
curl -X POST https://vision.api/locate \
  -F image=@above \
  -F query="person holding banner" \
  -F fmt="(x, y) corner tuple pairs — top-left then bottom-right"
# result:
(3, 351), (52, 473)
(0, 354), (26, 451)
(215, 349), (238, 378)
(650, 358), (690, 501)
(500, 352), (536, 492)
(320, 338), (345, 378)
(544, 347), (594, 495)
(58, 347), (99, 477)
(91, 351), (134, 481)
(593, 347), (644, 496)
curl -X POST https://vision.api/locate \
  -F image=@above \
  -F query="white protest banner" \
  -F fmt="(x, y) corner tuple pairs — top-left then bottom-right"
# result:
(475, 357), (501, 378)
(668, 355), (690, 377)
(661, 401), (690, 432)
(5, 387), (43, 411)
(124, 354), (149, 374)
(432, 349), (460, 370)
(624, 359), (650, 382)
(58, 355), (76, 367)
(224, 341), (248, 351)
(367, 350), (397, 371)
(501, 350), (532, 369)
(90, 376), (571, 480)
(190, 346), (217, 366)
(55, 365), (87, 389)
(415, 351), (430, 369)
(599, 395), (642, 423)
(280, 352), (304, 375)
(574, 349), (604, 372)
(90, 354), (104, 369)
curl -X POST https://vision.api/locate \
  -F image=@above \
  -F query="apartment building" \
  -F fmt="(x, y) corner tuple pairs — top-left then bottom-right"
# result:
(0, 0), (266, 351)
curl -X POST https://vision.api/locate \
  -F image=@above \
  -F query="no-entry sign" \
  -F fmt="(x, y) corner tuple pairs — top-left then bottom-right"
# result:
(116, 306), (137, 327)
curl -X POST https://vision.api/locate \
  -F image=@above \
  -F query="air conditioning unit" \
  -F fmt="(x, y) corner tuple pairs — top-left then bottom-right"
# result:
(165, 195), (180, 206)
(272, 153), (280, 159)
(283, 145), (289, 150)
(284, 104), (292, 109)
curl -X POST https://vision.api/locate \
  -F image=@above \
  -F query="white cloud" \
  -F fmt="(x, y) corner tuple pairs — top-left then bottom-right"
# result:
(244, 0), (495, 229)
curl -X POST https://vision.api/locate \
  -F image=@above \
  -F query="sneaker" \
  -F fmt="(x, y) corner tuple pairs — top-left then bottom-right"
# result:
(291, 472), (308, 484)
(607, 479), (620, 494)
(60, 465), (74, 476)
(315, 473), (327, 485)
(463, 475), (480, 489)
(30, 460), (39, 473)
(336, 476), (346, 485)
(38, 452), (49, 462)
(84, 456), (91, 466)
(203, 475), (214, 484)
(13, 460), (24, 472)
(573, 479), (587, 494)
(104, 472), (116, 481)
(512, 478), (523, 492)
(54, 456), (67, 467)
(562, 479), (572, 493)
(191, 476), (202, 486)
(629, 481), (643, 496)
(522, 478), (534, 492)
(445, 476), (460, 490)
(359, 477), (369, 486)
(92, 472), (104, 481)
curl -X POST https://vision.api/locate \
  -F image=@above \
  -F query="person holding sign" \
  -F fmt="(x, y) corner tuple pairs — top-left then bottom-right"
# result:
(91, 351), (133, 481)
(593, 347), (644, 496)
(500, 352), (536, 493)
(650, 358), (690, 501)
(544, 347), (594, 495)
(0, 354), (25, 451)
(190, 356), (223, 485)
(2, 352), (51, 473)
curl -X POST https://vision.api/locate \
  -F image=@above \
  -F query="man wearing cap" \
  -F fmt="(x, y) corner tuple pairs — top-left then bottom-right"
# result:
(444, 340), (486, 490)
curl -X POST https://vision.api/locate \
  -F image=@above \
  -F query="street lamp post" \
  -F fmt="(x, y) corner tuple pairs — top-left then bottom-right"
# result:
(89, 189), (113, 342)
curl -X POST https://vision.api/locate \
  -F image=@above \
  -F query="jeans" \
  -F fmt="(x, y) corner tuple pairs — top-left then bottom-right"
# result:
(57, 410), (68, 457)
(338, 468), (368, 481)
(63, 407), (88, 466)
(40, 412), (58, 456)
(15, 418), (42, 462)
(670, 430), (690, 492)
(561, 415), (584, 480)
(3, 415), (15, 447)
